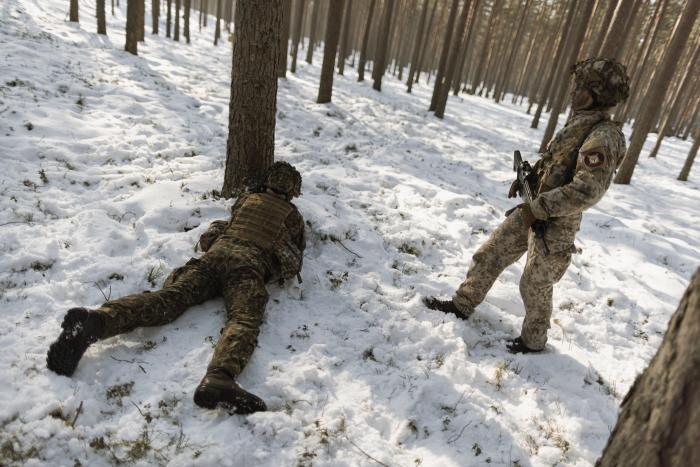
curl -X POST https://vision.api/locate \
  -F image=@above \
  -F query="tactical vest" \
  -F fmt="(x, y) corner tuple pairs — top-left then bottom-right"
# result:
(227, 192), (294, 250)
(536, 110), (608, 195)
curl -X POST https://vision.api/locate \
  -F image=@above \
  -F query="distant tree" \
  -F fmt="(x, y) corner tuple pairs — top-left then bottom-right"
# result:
(372, 0), (396, 91)
(126, 0), (140, 54)
(184, 0), (191, 43)
(69, 0), (79, 22)
(214, 0), (222, 45)
(290, 0), (305, 73)
(306, 0), (321, 64)
(596, 266), (700, 467)
(406, 0), (431, 92)
(222, 0), (283, 198)
(428, 0), (459, 110)
(597, 0), (640, 60)
(97, 0), (107, 34)
(166, 0), (172, 37)
(152, 0), (160, 34)
(615, 0), (700, 184)
(678, 128), (699, 181)
(317, 0), (345, 103)
(278, 0), (292, 77)
(357, 0), (377, 82)
(174, 0), (181, 41)
(337, 0), (353, 75)
(138, 0), (145, 41)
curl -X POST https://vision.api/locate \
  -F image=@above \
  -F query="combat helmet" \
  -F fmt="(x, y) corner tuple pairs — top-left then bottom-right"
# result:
(571, 58), (630, 108)
(263, 161), (302, 198)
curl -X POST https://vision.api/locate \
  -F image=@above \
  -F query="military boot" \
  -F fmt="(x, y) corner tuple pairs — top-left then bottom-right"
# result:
(423, 296), (469, 320)
(506, 337), (542, 354)
(47, 308), (105, 376)
(193, 368), (267, 414)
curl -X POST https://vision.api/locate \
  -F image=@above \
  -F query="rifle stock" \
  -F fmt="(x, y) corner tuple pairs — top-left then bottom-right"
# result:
(513, 150), (550, 256)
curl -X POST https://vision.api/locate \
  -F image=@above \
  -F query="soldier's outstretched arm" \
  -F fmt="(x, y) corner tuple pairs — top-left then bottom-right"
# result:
(198, 220), (229, 252)
(529, 132), (621, 220)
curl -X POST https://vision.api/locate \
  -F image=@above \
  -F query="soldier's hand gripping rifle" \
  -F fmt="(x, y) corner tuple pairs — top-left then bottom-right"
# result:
(513, 150), (550, 256)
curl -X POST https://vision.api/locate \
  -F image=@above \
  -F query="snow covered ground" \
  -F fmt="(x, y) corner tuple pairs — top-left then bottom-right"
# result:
(1, 1), (699, 466)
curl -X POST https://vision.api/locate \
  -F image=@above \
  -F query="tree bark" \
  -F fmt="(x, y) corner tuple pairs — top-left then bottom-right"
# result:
(598, 0), (638, 60)
(137, 0), (145, 41)
(278, 0), (292, 77)
(69, 0), (79, 22)
(434, 0), (472, 118)
(596, 266), (700, 467)
(290, 0), (305, 73)
(97, 0), (107, 34)
(305, 0), (321, 64)
(678, 130), (699, 181)
(357, 0), (377, 82)
(184, 0), (191, 43)
(317, 0), (345, 103)
(406, 0), (430, 92)
(125, 0), (139, 54)
(428, 0), (459, 111)
(615, 0), (700, 185)
(152, 0), (160, 34)
(372, 0), (396, 91)
(337, 0), (353, 75)
(222, 0), (283, 198)
(214, 0), (222, 45)
(174, 0), (181, 41)
(166, 0), (172, 37)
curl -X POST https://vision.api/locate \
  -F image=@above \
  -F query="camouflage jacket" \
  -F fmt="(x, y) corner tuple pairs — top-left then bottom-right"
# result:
(198, 191), (306, 281)
(529, 110), (626, 252)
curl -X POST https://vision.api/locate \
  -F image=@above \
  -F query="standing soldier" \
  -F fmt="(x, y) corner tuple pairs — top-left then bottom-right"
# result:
(426, 58), (630, 353)
(47, 162), (305, 414)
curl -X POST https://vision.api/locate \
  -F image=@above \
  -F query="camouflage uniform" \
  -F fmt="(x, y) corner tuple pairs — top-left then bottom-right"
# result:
(96, 191), (305, 378)
(453, 59), (629, 350)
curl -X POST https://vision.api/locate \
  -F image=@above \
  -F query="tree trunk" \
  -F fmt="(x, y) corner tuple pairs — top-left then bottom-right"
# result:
(615, 0), (700, 185)
(174, 0), (181, 41)
(184, 0), (191, 43)
(598, 0), (638, 60)
(278, 0), (291, 77)
(596, 266), (700, 467)
(290, 0), (305, 73)
(166, 0), (172, 37)
(126, 0), (139, 54)
(137, 0), (145, 41)
(406, 0), (431, 92)
(222, 0), (283, 198)
(414, 0), (439, 86)
(678, 130), (699, 181)
(214, 0), (222, 45)
(317, 0), (345, 103)
(337, 0), (353, 75)
(305, 0), (321, 64)
(453, 0), (482, 96)
(152, 0), (160, 34)
(434, 0), (472, 118)
(69, 0), (79, 22)
(372, 0), (395, 91)
(203, 0), (208, 27)
(428, 0), (460, 111)
(357, 0), (377, 82)
(494, 0), (532, 103)
(97, 0), (107, 34)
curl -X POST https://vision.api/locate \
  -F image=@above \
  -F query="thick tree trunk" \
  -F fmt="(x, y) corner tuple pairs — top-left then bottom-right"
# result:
(184, 0), (191, 43)
(137, 0), (145, 41)
(598, 0), (638, 60)
(372, 0), (395, 91)
(125, 0), (139, 54)
(317, 0), (345, 103)
(202, 0), (208, 27)
(278, 0), (291, 77)
(357, 0), (377, 82)
(434, 0), (472, 118)
(290, 0), (305, 73)
(615, 0), (700, 185)
(596, 267), (700, 467)
(677, 132), (699, 181)
(69, 0), (79, 22)
(428, 0), (459, 111)
(305, 0), (321, 64)
(174, 0), (181, 41)
(222, 0), (283, 198)
(152, 0), (160, 34)
(97, 0), (107, 34)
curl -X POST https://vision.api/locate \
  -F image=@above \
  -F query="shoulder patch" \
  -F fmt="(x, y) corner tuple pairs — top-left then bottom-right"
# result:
(582, 152), (605, 169)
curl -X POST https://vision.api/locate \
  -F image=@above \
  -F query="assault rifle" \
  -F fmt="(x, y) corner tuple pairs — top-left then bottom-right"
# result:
(513, 150), (550, 256)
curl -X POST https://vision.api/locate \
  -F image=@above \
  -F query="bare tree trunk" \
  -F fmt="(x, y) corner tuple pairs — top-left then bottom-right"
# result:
(214, 0), (222, 45)
(615, 0), (700, 185)
(406, 0), (430, 92)
(174, 0), (180, 41)
(203, 0), (208, 27)
(69, 0), (79, 22)
(678, 130), (699, 181)
(166, 0), (172, 37)
(598, 0), (638, 60)
(428, 0), (459, 111)
(358, 0), (377, 82)
(453, 0), (482, 96)
(184, 0), (191, 43)
(305, 0), (321, 64)
(137, 0), (145, 41)
(222, 0), (283, 198)
(337, 0), (353, 75)
(434, 0), (472, 118)
(494, 0), (533, 103)
(596, 266), (700, 467)
(290, 0), (305, 73)
(152, 0), (160, 34)
(414, 0), (439, 86)
(317, 0), (345, 102)
(372, 0), (395, 91)
(278, 0), (291, 77)
(125, 0), (139, 54)
(97, 0), (107, 33)
(470, 0), (504, 94)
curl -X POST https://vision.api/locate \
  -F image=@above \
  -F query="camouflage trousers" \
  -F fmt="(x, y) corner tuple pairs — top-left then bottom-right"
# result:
(454, 208), (571, 350)
(96, 243), (270, 378)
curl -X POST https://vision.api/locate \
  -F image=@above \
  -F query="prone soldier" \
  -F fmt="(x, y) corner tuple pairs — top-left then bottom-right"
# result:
(426, 58), (630, 353)
(47, 162), (305, 414)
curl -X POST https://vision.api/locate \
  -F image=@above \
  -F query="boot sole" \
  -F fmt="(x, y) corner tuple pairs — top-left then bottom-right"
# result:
(46, 308), (90, 376)
(193, 385), (266, 414)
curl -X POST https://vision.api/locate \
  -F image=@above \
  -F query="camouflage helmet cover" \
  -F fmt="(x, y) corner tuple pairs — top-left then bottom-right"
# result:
(571, 58), (630, 107)
(264, 161), (302, 198)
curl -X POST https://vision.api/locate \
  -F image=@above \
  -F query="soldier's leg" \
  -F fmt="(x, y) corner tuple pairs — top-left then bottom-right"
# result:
(97, 257), (220, 338)
(193, 268), (269, 414)
(453, 209), (530, 314)
(518, 250), (572, 350)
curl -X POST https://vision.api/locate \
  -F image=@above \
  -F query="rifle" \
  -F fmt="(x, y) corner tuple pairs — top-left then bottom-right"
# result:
(513, 150), (550, 256)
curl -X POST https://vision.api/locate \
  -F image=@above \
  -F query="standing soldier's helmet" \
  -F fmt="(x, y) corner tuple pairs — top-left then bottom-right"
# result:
(263, 161), (302, 199)
(571, 58), (630, 108)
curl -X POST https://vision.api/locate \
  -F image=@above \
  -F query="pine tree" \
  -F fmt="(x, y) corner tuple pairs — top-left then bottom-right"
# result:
(317, 0), (346, 103)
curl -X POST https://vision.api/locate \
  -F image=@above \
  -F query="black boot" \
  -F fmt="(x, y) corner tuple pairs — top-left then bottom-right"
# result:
(423, 296), (468, 320)
(506, 337), (542, 354)
(194, 368), (267, 414)
(47, 308), (105, 376)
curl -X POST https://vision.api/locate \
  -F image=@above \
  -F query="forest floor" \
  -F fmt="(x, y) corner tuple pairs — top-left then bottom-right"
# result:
(1, 1), (699, 466)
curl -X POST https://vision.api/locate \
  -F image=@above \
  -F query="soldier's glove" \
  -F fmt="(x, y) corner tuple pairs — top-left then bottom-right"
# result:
(505, 203), (537, 230)
(508, 179), (520, 198)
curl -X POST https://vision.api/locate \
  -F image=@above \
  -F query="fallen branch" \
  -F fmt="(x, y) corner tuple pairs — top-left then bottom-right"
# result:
(70, 401), (84, 428)
(447, 421), (472, 444)
(344, 434), (390, 467)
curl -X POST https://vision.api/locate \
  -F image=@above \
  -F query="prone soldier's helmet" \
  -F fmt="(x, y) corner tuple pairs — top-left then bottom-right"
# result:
(263, 161), (302, 199)
(571, 58), (630, 108)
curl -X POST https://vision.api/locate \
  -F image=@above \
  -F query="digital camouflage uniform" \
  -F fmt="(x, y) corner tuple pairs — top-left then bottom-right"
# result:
(96, 191), (305, 378)
(452, 58), (629, 350)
